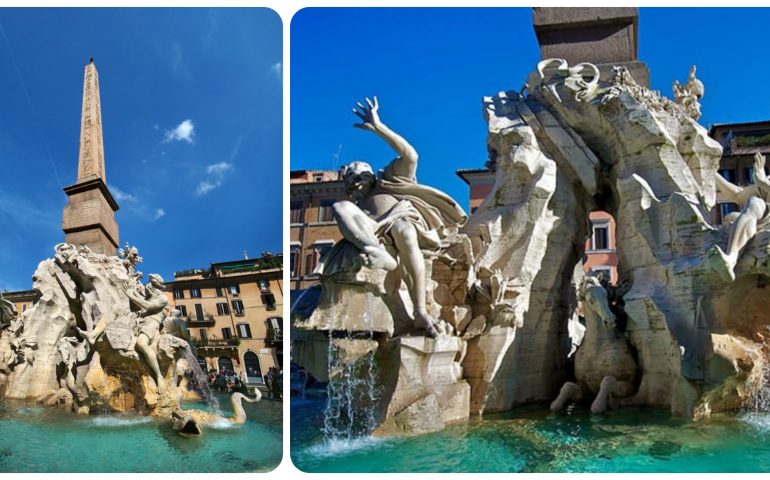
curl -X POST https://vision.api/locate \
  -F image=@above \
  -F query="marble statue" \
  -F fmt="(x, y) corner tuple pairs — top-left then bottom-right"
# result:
(0, 243), (197, 420)
(550, 276), (637, 414)
(318, 96), (467, 337)
(123, 273), (170, 391)
(709, 152), (770, 281)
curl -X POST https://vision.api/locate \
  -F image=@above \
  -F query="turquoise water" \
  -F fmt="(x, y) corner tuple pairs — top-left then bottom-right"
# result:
(0, 392), (282, 472)
(291, 398), (770, 472)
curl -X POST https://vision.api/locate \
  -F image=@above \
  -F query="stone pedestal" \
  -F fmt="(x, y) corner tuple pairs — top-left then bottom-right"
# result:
(374, 335), (470, 436)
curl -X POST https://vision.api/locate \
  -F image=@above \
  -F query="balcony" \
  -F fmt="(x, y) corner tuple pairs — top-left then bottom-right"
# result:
(184, 313), (215, 327)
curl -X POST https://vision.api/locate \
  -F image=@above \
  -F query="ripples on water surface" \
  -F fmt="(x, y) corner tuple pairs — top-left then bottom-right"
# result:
(0, 392), (282, 472)
(291, 398), (770, 473)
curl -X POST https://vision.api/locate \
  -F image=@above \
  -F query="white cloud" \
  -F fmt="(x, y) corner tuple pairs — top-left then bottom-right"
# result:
(196, 161), (234, 196)
(195, 181), (216, 196)
(164, 119), (195, 144)
(206, 161), (233, 175)
(171, 42), (184, 75)
(108, 185), (165, 222)
(109, 184), (137, 204)
(270, 62), (282, 80)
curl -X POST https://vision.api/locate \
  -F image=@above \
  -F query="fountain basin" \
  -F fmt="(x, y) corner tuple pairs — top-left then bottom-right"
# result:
(0, 392), (281, 473)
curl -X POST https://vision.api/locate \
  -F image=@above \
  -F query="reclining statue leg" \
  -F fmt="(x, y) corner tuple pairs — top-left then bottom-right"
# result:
(550, 382), (582, 412)
(391, 220), (439, 337)
(333, 200), (398, 271)
(590, 375), (617, 414)
(136, 334), (165, 391)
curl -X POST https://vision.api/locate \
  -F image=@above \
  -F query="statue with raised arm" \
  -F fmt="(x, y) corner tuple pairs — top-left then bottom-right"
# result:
(123, 273), (170, 390)
(709, 152), (770, 281)
(319, 97), (467, 337)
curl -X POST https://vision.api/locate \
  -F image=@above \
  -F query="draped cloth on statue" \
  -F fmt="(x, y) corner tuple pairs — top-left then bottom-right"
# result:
(316, 158), (467, 277)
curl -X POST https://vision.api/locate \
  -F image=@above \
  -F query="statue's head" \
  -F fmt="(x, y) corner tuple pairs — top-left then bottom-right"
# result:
(54, 243), (78, 261)
(147, 274), (164, 291)
(342, 161), (376, 200)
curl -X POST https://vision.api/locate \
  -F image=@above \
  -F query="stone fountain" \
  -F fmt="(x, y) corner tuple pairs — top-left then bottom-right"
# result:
(293, 59), (770, 437)
(0, 242), (251, 433)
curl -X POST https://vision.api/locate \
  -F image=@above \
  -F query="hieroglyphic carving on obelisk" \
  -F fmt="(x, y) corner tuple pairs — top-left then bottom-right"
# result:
(77, 57), (106, 182)
(62, 58), (119, 256)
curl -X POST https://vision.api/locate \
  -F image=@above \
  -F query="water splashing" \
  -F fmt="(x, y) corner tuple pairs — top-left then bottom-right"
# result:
(180, 347), (222, 415)
(322, 305), (381, 442)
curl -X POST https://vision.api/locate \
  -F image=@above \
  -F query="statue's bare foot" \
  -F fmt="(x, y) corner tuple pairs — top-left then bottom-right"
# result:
(415, 310), (440, 338)
(706, 246), (736, 282)
(156, 377), (166, 393)
(361, 245), (397, 271)
(76, 328), (96, 345)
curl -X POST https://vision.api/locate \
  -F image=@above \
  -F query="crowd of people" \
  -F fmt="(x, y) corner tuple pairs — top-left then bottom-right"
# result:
(183, 366), (283, 399)
(265, 366), (283, 399)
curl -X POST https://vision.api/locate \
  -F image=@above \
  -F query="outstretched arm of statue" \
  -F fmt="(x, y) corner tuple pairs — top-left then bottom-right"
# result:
(715, 169), (756, 206)
(754, 152), (770, 197)
(353, 96), (418, 178)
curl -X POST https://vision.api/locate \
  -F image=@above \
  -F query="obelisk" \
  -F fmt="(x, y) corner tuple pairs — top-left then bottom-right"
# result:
(61, 58), (119, 256)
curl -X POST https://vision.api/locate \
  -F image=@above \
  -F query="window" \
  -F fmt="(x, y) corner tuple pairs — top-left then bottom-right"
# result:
(173, 289), (185, 299)
(590, 267), (612, 284)
(317, 199), (335, 222)
(307, 241), (334, 275)
(258, 279), (270, 293)
(591, 223), (610, 251)
(232, 299), (245, 316)
(267, 317), (282, 339)
(290, 245), (301, 278)
(222, 327), (232, 340)
(199, 329), (207, 342)
(313, 173), (324, 182)
(229, 284), (240, 295)
(237, 323), (252, 339)
(22, 304), (27, 312)
(194, 303), (204, 321)
(190, 288), (201, 298)
(719, 168), (737, 184)
(315, 242), (333, 263)
(261, 293), (276, 311)
(216, 302), (230, 315)
(215, 287), (223, 297)
(176, 305), (188, 317)
(290, 201), (304, 224)
(720, 202), (740, 219)
(745, 166), (756, 185)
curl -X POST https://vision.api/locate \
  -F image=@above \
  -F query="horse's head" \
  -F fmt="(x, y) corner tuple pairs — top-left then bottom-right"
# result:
(579, 276), (616, 329)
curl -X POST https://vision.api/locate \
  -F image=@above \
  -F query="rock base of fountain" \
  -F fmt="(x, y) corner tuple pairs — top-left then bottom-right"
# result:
(374, 336), (470, 436)
(0, 243), (203, 421)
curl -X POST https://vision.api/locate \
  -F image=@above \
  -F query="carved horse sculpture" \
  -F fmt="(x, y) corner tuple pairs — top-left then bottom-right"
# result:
(550, 276), (637, 414)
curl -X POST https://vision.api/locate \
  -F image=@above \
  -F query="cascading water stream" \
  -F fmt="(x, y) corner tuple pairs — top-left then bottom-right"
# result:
(322, 305), (381, 444)
(181, 346), (222, 415)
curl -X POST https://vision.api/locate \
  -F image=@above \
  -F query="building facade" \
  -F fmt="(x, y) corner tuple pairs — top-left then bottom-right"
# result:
(709, 121), (770, 225)
(289, 169), (345, 291)
(456, 167), (619, 283)
(164, 254), (283, 384)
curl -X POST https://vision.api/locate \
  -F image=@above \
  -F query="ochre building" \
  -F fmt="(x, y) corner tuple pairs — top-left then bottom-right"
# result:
(164, 254), (283, 385)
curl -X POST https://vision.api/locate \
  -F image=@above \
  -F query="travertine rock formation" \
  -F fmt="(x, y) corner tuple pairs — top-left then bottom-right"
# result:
(294, 58), (770, 438)
(0, 243), (193, 417)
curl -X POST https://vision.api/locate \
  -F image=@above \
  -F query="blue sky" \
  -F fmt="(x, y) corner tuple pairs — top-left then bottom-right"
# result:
(292, 7), (770, 210)
(0, 8), (282, 291)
